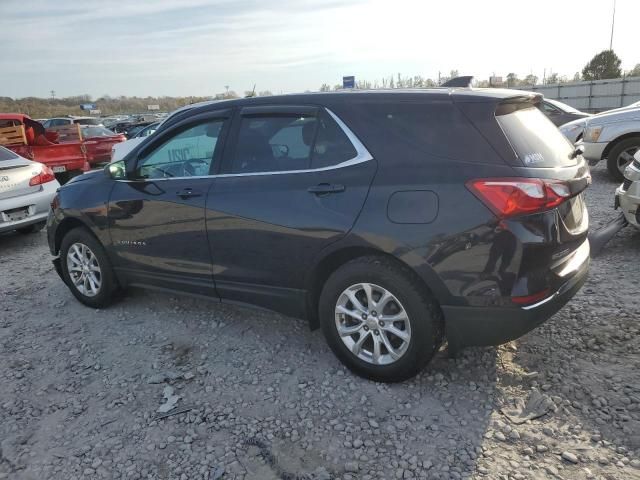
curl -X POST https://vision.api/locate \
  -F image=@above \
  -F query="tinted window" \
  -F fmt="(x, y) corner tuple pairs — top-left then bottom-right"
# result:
(232, 115), (316, 173)
(497, 107), (575, 167)
(0, 146), (18, 161)
(74, 118), (102, 125)
(136, 120), (224, 179)
(541, 102), (559, 114)
(311, 110), (357, 168)
(338, 101), (499, 164)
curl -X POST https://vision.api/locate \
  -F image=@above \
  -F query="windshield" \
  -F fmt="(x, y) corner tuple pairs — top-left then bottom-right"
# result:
(0, 146), (19, 161)
(135, 123), (159, 138)
(497, 106), (576, 167)
(546, 98), (582, 114)
(82, 126), (117, 137)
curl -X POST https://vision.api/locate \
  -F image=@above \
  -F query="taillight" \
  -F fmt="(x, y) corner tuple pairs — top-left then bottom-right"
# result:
(29, 165), (56, 186)
(466, 178), (572, 218)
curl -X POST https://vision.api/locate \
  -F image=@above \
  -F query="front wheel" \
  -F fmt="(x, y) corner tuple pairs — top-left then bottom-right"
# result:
(60, 227), (118, 308)
(319, 256), (443, 382)
(607, 137), (640, 182)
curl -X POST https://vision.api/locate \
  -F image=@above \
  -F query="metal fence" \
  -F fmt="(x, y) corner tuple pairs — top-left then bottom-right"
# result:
(515, 76), (640, 113)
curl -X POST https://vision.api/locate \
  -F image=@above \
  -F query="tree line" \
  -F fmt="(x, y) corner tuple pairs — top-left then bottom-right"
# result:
(2, 50), (638, 119)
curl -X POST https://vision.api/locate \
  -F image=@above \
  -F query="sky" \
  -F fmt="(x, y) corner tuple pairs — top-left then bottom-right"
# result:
(1, 0), (638, 99)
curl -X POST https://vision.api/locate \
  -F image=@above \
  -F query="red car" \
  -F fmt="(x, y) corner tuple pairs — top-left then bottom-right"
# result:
(80, 126), (126, 165)
(0, 113), (89, 182)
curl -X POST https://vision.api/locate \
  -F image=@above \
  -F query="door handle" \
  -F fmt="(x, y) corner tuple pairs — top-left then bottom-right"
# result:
(176, 188), (202, 199)
(307, 183), (345, 195)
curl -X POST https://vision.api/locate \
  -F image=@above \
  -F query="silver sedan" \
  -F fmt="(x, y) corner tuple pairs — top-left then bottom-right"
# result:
(0, 146), (60, 234)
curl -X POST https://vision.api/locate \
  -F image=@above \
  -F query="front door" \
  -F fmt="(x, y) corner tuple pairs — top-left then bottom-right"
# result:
(206, 106), (376, 316)
(108, 114), (229, 296)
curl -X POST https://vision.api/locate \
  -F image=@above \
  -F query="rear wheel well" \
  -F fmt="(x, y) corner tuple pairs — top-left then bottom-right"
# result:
(54, 218), (94, 254)
(307, 247), (437, 329)
(601, 133), (640, 160)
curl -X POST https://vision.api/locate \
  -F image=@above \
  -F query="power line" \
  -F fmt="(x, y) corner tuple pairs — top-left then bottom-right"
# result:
(609, 0), (616, 50)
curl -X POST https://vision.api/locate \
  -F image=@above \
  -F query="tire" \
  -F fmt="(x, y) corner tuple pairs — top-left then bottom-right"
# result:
(319, 256), (443, 382)
(17, 221), (45, 234)
(606, 137), (640, 182)
(60, 227), (118, 308)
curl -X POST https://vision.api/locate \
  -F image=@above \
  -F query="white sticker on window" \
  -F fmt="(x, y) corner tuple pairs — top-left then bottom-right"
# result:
(523, 152), (545, 165)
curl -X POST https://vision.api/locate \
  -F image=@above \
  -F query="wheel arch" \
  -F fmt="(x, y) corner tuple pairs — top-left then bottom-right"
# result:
(601, 132), (640, 160)
(54, 217), (100, 254)
(305, 246), (448, 330)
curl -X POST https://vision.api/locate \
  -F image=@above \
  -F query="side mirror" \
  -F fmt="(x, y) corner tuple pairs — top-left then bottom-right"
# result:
(105, 160), (127, 180)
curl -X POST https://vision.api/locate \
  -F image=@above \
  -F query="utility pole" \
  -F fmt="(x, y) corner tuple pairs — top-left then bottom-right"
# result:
(609, 0), (616, 50)
(50, 90), (56, 100)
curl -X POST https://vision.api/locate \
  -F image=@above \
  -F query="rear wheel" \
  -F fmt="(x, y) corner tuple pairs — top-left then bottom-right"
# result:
(60, 227), (118, 308)
(17, 221), (45, 234)
(319, 256), (443, 382)
(607, 137), (640, 182)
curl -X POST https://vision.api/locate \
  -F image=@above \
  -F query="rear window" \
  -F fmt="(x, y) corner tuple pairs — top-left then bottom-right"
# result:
(497, 107), (575, 167)
(74, 118), (102, 125)
(0, 146), (18, 161)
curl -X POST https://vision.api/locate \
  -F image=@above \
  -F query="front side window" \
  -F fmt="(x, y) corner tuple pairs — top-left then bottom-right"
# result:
(136, 120), (224, 179)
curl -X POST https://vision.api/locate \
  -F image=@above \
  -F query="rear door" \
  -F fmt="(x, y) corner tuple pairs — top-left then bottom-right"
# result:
(107, 111), (230, 296)
(205, 105), (376, 316)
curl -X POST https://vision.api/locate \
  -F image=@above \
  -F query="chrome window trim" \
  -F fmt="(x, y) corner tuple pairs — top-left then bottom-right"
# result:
(120, 108), (373, 182)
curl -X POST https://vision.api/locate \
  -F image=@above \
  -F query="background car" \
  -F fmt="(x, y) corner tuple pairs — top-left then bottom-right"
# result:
(0, 146), (60, 234)
(616, 150), (640, 229)
(81, 126), (127, 165)
(42, 116), (103, 128)
(537, 98), (590, 126)
(581, 105), (640, 180)
(110, 122), (160, 161)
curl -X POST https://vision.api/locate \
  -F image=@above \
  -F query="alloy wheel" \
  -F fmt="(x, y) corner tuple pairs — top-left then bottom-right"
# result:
(617, 146), (638, 175)
(66, 242), (102, 297)
(335, 283), (411, 365)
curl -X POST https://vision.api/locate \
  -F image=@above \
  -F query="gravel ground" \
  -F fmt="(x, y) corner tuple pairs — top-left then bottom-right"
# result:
(0, 163), (638, 480)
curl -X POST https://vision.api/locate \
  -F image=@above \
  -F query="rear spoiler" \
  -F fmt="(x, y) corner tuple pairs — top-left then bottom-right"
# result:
(441, 76), (474, 88)
(495, 94), (543, 115)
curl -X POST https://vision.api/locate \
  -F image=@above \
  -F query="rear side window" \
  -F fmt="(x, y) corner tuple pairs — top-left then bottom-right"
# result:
(311, 110), (357, 168)
(232, 115), (316, 173)
(497, 107), (575, 167)
(336, 101), (500, 164)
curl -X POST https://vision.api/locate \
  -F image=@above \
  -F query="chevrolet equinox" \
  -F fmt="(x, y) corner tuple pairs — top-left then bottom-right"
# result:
(47, 89), (591, 382)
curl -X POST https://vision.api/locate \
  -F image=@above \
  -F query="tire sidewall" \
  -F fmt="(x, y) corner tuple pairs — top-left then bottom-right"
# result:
(60, 228), (116, 308)
(607, 138), (640, 182)
(319, 258), (440, 382)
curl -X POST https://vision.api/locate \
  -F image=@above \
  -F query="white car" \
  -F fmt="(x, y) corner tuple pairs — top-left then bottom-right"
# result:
(42, 116), (103, 128)
(0, 146), (60, 234)
(110, 122), (159, 161)
(616, 150), (640, 229)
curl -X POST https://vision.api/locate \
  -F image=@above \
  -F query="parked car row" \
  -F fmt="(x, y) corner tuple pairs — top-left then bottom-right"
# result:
(0, 114), (125, 183)
(560, 102), (640, 181)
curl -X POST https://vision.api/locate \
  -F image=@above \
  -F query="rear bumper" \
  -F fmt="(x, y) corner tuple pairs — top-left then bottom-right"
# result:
(583, 141), (607, 164)
(443, 242), (589, 348)
(0, 182), (58, 233)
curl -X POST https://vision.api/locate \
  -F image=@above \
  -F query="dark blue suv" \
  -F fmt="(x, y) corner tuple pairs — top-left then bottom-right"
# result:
(47, 89), (590, 382)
